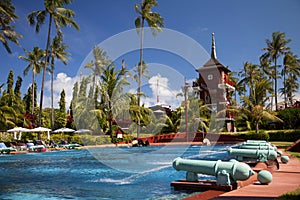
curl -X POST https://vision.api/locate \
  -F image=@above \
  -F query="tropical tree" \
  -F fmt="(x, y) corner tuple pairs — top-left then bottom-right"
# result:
(23, 83), (37, 114)
(0, 103), (16, 129)
(59, 89), (66, 113)
(280, 52), (300, 108)
(19, 46), (44, 114)
(52, 89), (67, 130)
(134, 0), (164, 137)
(1, 72), (26, 128)
(73, 77), (99, 131)
(14, 76), (22, 102)
(27, 0), (79, 126)
(12, 76), (26, 126)
(238, 62), (262, 97)
(84, 46), (111, 96)
(141, 110), (167, 134)
(6, 70), (14, 94)
(0, 83), (4, 96)
(237, 76), (279, 133)
(98, 64), (130, 138)
(260, 32), (291, 111)
(228, 71), (242, 103)
(285, 75), (299, 106)
(50, 35), (69, 129)
(0, 0), (22, 54)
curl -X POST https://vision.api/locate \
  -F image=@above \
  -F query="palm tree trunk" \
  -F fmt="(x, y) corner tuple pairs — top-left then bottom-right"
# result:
(137, 18), (145, 138)
(31, 71), (35, 115)
(38, 14), (52, 130)
(108, 100), (113, 138)
(51, 57), (54, 130)
(255, 122), (259, 134)
(283, 67), (287, 108)
(138, 18), (144, 106)
(274, 58), (278, 111)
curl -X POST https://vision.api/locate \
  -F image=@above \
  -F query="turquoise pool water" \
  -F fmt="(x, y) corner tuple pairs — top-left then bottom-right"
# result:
(0, 145), (231, 199)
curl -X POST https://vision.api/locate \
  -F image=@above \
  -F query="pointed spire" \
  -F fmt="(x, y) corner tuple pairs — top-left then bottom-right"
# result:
(211, 32), (217, 59)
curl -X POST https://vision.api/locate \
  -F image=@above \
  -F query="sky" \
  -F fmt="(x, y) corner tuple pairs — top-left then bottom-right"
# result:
(1, 0), (300, 110)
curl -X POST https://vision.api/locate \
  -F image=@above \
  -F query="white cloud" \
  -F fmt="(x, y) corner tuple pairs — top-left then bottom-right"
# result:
(44, 72), (80, 109)
(41, 72), (192, 111)
(141, 74), (183, 109)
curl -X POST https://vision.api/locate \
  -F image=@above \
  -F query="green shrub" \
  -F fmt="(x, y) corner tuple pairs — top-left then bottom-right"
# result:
(235, 130), (270, 141)
(267, 130), (300, 142)
(277, 108), (300, 129)
(278, 187), (300, 200)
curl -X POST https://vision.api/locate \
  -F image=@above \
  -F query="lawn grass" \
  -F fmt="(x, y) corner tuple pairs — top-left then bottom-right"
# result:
(288, 151), (300, 160)
(278, 187), (300, 200)
(271, 141), (293, 149)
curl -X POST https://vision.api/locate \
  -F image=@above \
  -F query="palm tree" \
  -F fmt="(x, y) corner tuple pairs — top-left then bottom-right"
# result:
(238, 62), (262, 97)
(0, 0), (22, 54)
(98, 64), (129, 138)
(285, 75), (299, 106)
(240, 73), (276, 133)
(261, 32), (291, 111)
(27, 0), (79, 126)
(259, 58), (276, 109)
(19, 47), (45, 115)
(228, 71), (241, 104)
(84, 46), (111, 97)
(134, 0), (164, 137)
(239, 79), (277, 133)
(281, 52), (300, 108)
(50, 35), (69, 130)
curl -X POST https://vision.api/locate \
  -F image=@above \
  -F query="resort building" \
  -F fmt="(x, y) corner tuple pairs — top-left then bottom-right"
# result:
(193, 33), (236, 132)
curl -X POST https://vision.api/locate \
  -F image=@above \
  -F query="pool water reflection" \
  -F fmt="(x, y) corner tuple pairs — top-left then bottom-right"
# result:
(0, 145), (231, 200)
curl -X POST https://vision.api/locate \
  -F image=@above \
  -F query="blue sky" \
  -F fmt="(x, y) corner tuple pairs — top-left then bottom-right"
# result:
(1, 0), (300, 109)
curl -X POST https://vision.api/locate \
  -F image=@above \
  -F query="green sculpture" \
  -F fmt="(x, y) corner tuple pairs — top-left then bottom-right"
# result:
(228, 148), (277, 162)
(173, 158), (254, 185)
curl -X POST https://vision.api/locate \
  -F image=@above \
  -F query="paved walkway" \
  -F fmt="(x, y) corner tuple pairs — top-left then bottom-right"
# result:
(183, 150), (300, 200)
(212, 151), (300, 200)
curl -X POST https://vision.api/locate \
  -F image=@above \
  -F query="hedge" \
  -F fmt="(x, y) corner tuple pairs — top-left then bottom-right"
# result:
(235, 130), (270, 141)
(234, 129), (300, 142)
(267, 130), (300, 142)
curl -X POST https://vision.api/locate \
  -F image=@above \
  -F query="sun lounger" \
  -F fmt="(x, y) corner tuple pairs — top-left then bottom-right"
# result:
(28, 145), (46, 152)
(62, 143), (81, 149)
(0, 142), (17, 154)
(26, 142), (46, 152)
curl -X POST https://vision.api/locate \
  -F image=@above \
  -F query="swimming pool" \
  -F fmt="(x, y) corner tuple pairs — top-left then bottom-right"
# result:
(0, 145), (231, 199)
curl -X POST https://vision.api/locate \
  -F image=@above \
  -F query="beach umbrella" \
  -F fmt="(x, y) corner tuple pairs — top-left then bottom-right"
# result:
(7, 127), (30, 140)
(31, 127), (52, 140)
(74, 129), (92, 134)
(52, 127), (75, 133)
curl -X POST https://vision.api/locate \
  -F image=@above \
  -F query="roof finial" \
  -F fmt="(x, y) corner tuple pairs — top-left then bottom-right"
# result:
(211, 32), (217, 59)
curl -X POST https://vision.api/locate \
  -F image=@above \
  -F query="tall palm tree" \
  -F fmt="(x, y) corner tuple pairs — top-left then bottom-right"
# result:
(261, 32), (291, 111)
(285, 75), (299, 106)
(50, 35), (69, 130)
(238, 62), (262, 97)
(27, 0), (79, 126)
(134, 0), (164, 137)
(99, 64), (129, 138)
(239, 78), (277, 133)
(281, 52), (300, 108)
(19, 46), (45, 115)
(0, 0), (22, 54)
(259, 58), (276, 109)
(84, 46), (111, 97)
